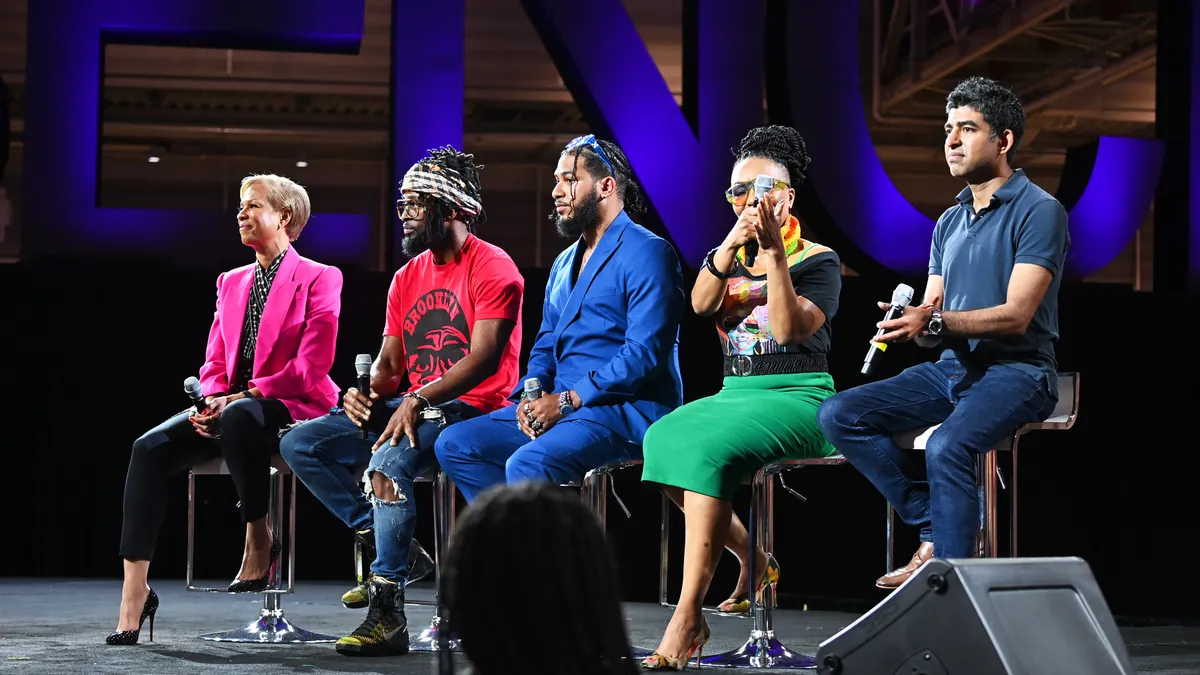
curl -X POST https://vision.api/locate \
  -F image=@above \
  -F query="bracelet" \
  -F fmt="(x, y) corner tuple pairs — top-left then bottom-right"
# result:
(703, 247), (734, 279)
(403, 391), (431, 410)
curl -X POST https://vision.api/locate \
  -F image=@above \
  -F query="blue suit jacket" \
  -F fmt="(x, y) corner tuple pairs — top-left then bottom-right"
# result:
(492, 211), (685, 445)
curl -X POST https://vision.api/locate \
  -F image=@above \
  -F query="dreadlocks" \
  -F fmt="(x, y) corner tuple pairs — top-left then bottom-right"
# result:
(564, 139), (647, 220)
(732, 125), (811, 191)
(443, 482), (638, 675)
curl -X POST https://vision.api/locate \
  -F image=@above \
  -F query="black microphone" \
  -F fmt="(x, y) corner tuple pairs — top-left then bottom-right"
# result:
(184, 376), (208, 415)
(355, 353), (372, 439)
(523, 377), (542, 401)
(862, 283), (915, 376)
(744, 173), (776, 267)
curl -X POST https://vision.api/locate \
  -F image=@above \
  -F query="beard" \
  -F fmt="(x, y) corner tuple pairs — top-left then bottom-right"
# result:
(549, 188), (602, 239)
(401, 215), (450, 257)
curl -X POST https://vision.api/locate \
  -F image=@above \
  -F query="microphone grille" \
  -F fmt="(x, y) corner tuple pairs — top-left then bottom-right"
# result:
(524, 377), (541, 392)
(892, 284), (915, 307)
(184, 376), (203, 397)
(355, 354), (372, 376)
(753, 173), (776, 194)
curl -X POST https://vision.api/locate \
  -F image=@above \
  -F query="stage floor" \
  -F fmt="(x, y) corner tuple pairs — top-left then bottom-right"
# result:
(1, 579), (1196, 674)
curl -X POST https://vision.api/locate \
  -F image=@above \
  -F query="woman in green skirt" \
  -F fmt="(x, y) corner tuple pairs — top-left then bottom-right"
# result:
(639, 125), (841, 670)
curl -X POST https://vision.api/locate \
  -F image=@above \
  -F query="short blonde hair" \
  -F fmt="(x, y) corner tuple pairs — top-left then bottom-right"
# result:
(239, 174), (312, 240)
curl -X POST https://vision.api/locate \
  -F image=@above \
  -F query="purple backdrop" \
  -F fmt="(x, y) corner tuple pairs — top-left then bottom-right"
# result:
(22, 0), (371, 266)
(20, 0), (1174, 279)
(390, 0), (465, 265)
(518, 0), (766, 266)
(774, 0), (1164, 279)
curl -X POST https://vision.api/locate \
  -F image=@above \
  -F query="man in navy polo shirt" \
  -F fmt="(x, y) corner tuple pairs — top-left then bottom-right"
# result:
(818, 76), (1068, 589)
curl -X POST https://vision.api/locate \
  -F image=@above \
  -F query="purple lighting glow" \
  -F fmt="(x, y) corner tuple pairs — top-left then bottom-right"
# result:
(22, 0), (370, 266)
(519, 0), (766, 265)
(775, 0), (1164, 279)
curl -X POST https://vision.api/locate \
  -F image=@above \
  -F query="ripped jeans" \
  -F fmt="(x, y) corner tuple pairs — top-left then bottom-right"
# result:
(364, 400), (480, 583)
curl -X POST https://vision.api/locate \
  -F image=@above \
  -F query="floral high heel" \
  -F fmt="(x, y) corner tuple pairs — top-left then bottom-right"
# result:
(640, 616), (711, 670)
(105, 587), (159, 645)
(716, 554), (779, 615)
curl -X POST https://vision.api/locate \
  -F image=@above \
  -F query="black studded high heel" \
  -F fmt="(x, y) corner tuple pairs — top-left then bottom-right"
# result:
(227, 538), (281, 593)
(106, 587), (159, 645)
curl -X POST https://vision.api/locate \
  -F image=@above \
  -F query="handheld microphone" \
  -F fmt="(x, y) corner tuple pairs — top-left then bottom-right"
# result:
(184, 376), (208, 415)
(355, 354), (372, 439)
(524, 377), (543, 401)
(744, 173), (776, 267)
(862, 284), (915, 376)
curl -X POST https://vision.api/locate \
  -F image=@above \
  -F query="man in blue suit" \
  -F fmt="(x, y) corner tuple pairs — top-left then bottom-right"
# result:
(435, 135), (685, 501)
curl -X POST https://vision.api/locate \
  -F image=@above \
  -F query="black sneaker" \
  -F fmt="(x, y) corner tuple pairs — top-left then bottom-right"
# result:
(335, 577), (410, 656)
(341, 529), (377, 609)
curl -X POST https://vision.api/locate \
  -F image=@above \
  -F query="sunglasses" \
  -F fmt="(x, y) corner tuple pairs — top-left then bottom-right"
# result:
(396, 199), (425, 220)
(564, 134), (616, 177)
(725, 178), (790, 206)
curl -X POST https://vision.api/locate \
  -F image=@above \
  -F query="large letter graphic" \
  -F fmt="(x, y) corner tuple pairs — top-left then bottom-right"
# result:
(519, 0), (766, 265)
(770, 1), (1164, 279)
(22, 0), (370, 265)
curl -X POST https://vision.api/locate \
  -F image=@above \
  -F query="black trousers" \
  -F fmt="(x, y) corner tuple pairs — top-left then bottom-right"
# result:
(119, 397), (292, 562)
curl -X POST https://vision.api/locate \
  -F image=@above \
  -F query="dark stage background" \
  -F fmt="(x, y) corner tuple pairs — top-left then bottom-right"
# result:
(0, 258), (1195, 623)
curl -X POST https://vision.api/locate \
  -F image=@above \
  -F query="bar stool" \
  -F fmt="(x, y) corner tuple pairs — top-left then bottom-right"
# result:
(187, 454), (335, 643)
(406, 470), (459, 652)
(702, 455), (848, 669)
(887, 372), (1080, 567)
(576, 458), (644, 525)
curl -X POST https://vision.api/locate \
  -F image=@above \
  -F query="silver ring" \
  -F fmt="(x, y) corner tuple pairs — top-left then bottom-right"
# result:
(524, 403), (532, 412)
(531, 421), (544, 431)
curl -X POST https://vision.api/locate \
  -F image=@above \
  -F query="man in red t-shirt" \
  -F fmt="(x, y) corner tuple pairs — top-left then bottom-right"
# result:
(279, 146), (523, 656)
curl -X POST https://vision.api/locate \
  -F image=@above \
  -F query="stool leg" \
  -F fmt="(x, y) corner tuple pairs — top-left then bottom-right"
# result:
(198, 470), (337, 643)
(659, 491), (670, 608)
(1010, 440), (1020, 558)
(702, 468), (816, 669)
(410, 472), (461, 652)
(885, 503), (895, 575)
(982, 451), (999, 558)
(187, 472), (197, 590)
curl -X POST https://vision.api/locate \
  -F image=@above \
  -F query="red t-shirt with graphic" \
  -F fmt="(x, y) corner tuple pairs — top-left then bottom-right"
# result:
(383, 235), (524, 413)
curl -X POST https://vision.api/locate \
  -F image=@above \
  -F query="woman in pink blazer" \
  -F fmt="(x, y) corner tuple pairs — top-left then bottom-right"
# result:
(108, 174), (342, 645)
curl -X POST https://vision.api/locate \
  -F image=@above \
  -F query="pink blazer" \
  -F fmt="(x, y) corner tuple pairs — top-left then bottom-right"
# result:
(198, 247), (342, 422)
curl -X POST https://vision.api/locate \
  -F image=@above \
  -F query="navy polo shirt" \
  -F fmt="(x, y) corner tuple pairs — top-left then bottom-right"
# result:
(929, 169), (1070, 397)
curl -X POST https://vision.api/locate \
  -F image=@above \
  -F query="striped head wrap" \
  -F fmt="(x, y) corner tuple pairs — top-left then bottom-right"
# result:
(401, 162), (483, 217)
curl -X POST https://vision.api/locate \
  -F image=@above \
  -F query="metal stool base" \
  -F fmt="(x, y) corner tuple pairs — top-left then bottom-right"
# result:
(197, 608), (336, 643)
(703, 633), (818, 669)
(407, 618), (461, 652)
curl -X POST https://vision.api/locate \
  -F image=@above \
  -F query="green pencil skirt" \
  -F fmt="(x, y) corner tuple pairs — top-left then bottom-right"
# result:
(641, 372), (837, 501)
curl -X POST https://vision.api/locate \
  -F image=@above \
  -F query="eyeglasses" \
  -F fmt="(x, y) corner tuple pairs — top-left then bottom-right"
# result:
(396, 199), (425, 220)
(725, 178), (790, 207)
(564, 134), (616, 177)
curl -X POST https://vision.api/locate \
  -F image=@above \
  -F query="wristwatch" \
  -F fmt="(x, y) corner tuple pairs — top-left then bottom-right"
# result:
(559, 391), (577, 417)
(927, 308), (944, 336)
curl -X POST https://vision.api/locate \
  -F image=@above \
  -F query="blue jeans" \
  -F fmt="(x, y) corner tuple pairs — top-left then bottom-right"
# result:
(434, 406), (640, 503)
(817, 359), (1056, 559)
(279, 399), (479, 583)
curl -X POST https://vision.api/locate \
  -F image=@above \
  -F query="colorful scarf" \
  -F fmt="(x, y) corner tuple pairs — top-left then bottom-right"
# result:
(735, 215), (803, 264)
